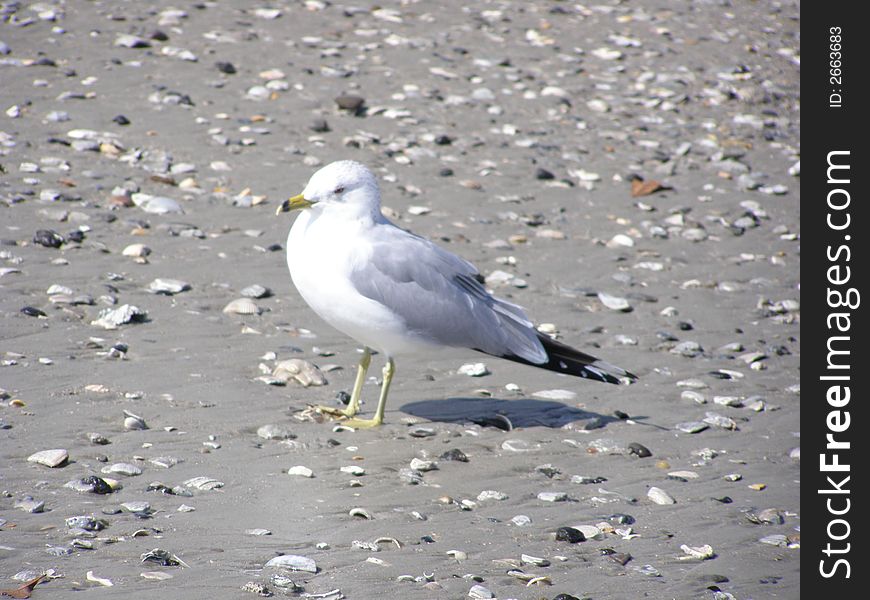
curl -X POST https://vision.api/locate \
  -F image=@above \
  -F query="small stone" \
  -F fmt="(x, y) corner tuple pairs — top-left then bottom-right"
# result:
(555, 526), (585, 543)
(15, 496), (45, 513)
(335, 94), (365, 112)
(628, 442), (652, 458)
(33, 229), (65, 248)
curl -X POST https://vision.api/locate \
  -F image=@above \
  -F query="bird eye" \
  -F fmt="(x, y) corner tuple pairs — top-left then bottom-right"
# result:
(334, 186), (345, 194)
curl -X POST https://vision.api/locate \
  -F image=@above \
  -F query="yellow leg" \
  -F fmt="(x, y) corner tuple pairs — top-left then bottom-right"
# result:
(343, 358), (395, 429)
(314, 348), (371, 419)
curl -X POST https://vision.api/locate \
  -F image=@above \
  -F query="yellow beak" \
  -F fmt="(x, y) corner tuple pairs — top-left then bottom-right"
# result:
(275, 193), (313, 215)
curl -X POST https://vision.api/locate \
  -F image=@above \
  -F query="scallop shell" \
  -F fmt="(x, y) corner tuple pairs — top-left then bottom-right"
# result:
(222, 298), (262, 315)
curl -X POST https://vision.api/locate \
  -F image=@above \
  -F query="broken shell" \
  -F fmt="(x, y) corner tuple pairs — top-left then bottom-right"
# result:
(349, 507), (373, 519)
(647, 487), (676, 505)
(272, 359), (327, 387)
(264, 554), (317, 573)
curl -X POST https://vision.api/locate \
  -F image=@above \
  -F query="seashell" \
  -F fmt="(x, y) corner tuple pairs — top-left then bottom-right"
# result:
(647, 486), (676, 505)
(409, 458), (438, 472)
(446, 550), (467, 561)
(101, 462), (142, 477)
(679, 544), (715, 560)
(340, 465), (365, 476)
(598, 292), (632, 312)
(349, 507), (373, 519)
(537, 492), (567, 503)
(183, 476), (224, 491)
(521, 554), (550, 567)
(272, 359), (327, 387)
(246, 528), (272, 536)
(265, 554), (317, 573)
(141, 548), (189, 568)
(121, 501), (152, 514)
(121, 244), (151, 258)
(131, 193), (183, 214)
(222, 298), (262, 315)
(27, 448), (69, 468)
(86, 571), (113, 587)
(374, 537), (402, 549)
(91, 304), (147, 330)
(147, 278), (191, 295)
(287, 466), (314, 478)
(123, 410), (148, 430)
(476, 490), (508, 502)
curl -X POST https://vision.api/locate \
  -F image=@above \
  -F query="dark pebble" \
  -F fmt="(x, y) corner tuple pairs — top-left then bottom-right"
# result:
(552, 594), (582, 600)
(607, 552), (632, 566)
(21, 306), (47, 318)
(434, 134), (453, 145)
(708, 370), (734, 379)
(420, 535), (436, 544)
(555, 526), (585, 543)
(82, 475), (113, 495)
(656, 331), (679, 341)
(627, 442), (652, 458)
(613, 410), (630, 420)
(334, 94), (365, 112)
(712, 496), (733, 504)
(336, 390), (351, 406)
(33, 229), (64, 248)
(439, 448), (468, 462)
(215, 61), (236, 74)
(535, 167), (555, 180)
(113, 115), (130, 125)
(150, 30), (169, 41)
(439, 168), (454, 177)
(608, 513), (635, 525)
(310, 118), (330, 132)
(678, 321), (694, 331)
(66, 230), (85, 243)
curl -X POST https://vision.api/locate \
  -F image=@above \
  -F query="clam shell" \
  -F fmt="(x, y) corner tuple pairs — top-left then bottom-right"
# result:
(222, 298), (262, 315)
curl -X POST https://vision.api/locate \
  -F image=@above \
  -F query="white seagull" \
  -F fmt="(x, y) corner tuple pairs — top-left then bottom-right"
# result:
(277, 160), (636, 427)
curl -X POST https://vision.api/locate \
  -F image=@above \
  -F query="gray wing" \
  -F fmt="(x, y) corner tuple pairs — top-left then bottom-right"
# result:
(349, 225), (547, 363)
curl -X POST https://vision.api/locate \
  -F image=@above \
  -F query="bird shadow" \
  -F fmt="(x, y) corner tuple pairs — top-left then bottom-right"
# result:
(400, 397), (620, 430)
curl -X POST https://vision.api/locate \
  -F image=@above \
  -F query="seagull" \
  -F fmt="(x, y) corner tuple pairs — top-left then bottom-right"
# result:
(276, 160), (636, 427)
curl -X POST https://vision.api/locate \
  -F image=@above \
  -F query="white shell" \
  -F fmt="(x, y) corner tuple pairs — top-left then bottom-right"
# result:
(223, 298), (262, 315)
(647, 486), (676, 505)
(264, 554), (317, 573)
(27, 448), (69, 468)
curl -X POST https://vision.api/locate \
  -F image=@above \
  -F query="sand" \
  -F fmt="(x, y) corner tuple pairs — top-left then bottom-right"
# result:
(1, 1), (800, 598)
